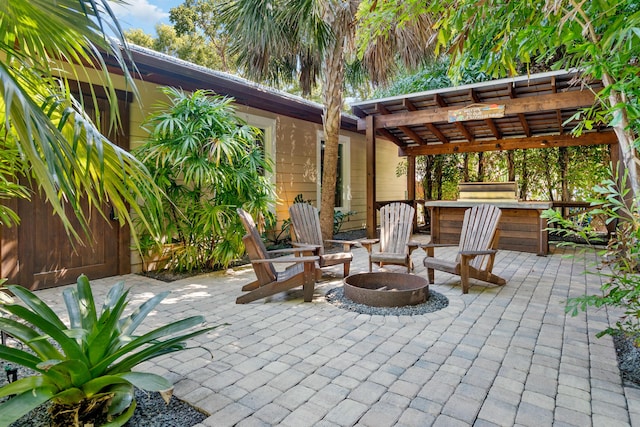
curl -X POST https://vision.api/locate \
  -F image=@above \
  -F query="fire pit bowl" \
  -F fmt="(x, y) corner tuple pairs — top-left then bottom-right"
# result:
(343, 272), (429, 307)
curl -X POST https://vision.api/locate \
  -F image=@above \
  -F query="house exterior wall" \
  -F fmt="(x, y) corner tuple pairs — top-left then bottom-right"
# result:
(375, 140), (408, 202)
(61, 67), (402, 273)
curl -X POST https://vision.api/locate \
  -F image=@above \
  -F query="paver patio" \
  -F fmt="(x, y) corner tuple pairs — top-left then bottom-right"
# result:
(33, 236), (640, 426)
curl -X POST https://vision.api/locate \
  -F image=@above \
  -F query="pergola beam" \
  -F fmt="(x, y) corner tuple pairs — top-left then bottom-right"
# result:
(435, 94), (474, 141)
(403, 99), (449, 143)
(377, 103), (425, 145)
(357, 90), (596, 130)
(470, 89), (502, 139)
(400, 132), (618, 157)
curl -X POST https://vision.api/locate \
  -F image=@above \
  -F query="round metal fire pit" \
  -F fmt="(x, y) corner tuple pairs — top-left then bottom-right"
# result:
(343, 272), (429, 307)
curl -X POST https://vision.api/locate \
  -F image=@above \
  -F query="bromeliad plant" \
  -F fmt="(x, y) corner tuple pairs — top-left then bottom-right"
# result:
(0, 275), (218, 427)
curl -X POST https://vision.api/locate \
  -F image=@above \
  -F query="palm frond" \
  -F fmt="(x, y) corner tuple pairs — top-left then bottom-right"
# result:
(0, 0), (164, 246)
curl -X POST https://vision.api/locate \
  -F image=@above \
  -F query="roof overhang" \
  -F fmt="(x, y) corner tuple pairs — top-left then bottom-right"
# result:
(102, 44), (359, 133)
(351, 70), (616, 156)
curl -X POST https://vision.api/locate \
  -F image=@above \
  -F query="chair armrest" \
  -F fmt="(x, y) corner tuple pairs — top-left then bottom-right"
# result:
(419, 243), (457, 249)
(267, 246), (318, 256)
(459, 249), (497, 256)
(407, 241), (421, 255)
(420, 242), (457, 257)
(360, 239), (379, 253)
(251, 256), (319, 264)
(324, 239), (361, 250)
(291, 243), (322, 249)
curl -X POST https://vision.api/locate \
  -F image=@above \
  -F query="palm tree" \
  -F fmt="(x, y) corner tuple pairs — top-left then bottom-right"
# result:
(220, 0), (435, 240)
(0, 0), (163, 245)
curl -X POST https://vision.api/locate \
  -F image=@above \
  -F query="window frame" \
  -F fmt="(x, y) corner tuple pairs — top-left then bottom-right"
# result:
(236, 112), (276, 187)
(316, 131), (351, 211)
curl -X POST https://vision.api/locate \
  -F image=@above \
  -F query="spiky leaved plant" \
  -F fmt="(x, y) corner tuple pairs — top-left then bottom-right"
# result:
(0, 274), (218, 426)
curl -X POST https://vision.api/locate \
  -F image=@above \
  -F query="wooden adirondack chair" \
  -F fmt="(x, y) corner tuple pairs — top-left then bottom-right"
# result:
(236, 208), (319, 304)
(422, 204), (506, 294)
(289, 203), (358, 277)
(361, 202), (416, 273)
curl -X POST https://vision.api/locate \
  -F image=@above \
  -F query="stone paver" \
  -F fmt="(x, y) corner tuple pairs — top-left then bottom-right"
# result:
(31, 239), (634, 426)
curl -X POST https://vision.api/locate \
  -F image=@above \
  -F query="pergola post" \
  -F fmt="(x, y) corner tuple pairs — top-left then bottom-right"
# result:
(407, 155), (416, 230)
(366, 115), (376, 238)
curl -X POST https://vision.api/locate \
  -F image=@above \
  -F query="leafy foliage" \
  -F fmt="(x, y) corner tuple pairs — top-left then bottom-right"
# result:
(0, 0), (164, 245)
(357, 0), (640, 192)
(373, 57), (490, 98)
(0, 275), (217, 426)
(543, 168), (640, 343)
(125, 24), (228, 72)
(135, 87), (275, 272)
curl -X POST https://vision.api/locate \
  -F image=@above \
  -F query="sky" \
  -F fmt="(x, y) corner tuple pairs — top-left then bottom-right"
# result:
(109, 0), (183, 36)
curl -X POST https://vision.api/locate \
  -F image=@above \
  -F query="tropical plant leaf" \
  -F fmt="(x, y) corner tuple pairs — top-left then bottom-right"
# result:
(119, 290), (170, 336)
(40, 359), (92, 388)
(74, 274), (98, 330)
(81, 375), (130, 397)
(104, 326), (217, 375)
(94, 317), (211, 374)
(52, 387), (87, 405)
(0, 375), (56, 399)
(102, 399), (137, 427)
(88, 287), (130, 366)
(106, 383), (135, 416)
(0, 385), (57, 425)
(0, 317), (64, 361)
(5, 285), (67, 330)
(0, 345), (43, 371)
(117, 372), (174, 393)
(0, 304), (87, 365)
(62, 286), (84, 330)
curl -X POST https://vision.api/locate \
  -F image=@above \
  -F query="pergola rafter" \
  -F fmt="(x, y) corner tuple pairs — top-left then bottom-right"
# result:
(350, 70), (619, 238)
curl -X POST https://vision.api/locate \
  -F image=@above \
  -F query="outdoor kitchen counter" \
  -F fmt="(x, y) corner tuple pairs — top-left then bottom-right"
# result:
(424, 200), (553, 255)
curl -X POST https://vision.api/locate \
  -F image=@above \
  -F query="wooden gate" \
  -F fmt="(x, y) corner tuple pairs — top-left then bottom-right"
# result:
(0, 89), (132, 289)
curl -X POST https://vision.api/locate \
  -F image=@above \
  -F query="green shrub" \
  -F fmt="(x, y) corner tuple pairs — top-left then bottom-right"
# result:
(135, 87), (275, 272)
(0, 275), (218, 426)
(543, 168), (640, 344)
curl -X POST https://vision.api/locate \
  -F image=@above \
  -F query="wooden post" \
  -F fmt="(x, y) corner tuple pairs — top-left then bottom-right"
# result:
(407, 155), (417, 231)
(366, 115), (377, 238)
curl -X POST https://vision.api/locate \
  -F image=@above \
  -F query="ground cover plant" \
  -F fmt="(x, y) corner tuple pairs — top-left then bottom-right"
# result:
(0, 275), (217, 427)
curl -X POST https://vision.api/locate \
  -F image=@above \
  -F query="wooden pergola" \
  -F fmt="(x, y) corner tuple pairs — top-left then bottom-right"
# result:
(350, 70), (619, 238)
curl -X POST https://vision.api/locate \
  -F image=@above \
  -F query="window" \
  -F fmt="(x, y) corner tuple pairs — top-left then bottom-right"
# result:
(317, 131), (350, 210)
(236, 112), (276, 186)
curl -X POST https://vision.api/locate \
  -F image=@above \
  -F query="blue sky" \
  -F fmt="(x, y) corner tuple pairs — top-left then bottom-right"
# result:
(109, 0), (183, 35)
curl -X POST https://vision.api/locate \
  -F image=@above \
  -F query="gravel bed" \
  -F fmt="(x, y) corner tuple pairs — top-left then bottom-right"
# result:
(613, 333), (640, 388)
(325, 286), (449, 315)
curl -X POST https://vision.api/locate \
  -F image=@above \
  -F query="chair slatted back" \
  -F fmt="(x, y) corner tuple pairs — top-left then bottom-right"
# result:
(237, 208), (277, 285)
(457, 204), (502, 270)
(289, 203), (325, 256)
(379, 202), (415, 254)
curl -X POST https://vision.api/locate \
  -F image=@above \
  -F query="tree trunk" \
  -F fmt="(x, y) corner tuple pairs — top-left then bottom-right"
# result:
(520, 150), (528, 200)
(541, 149), (555, 202)
(601, 73), (639, 198)
(477, 152), (484, 182)
(559, 146), (569, 217)
(435, 156), (443, 200)
(507, 151), (515, 181)
(463, 153), (469, 182)
(319, 30), (346, 241)
(425, 155), (433, 199)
